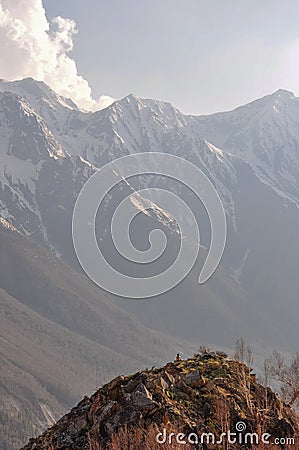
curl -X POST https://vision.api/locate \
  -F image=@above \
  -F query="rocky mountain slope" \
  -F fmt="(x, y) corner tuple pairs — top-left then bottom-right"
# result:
(0, 220), (186, 450)
(0, 78), (299, 349)
(2, 78), (299, 447)
(21, 352), (299, 449)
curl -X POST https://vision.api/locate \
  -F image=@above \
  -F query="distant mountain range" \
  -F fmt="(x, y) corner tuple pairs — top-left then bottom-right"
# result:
(1, 78), (299, 447)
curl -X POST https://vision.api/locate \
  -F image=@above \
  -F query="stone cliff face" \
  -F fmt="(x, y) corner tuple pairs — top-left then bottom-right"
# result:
(21, 352), (298, 449)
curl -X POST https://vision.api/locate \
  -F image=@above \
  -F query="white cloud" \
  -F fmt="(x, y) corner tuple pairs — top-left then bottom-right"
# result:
(0, 0), (114, 111)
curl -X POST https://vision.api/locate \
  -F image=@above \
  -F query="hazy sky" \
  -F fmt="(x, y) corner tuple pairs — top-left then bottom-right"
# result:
(1, 0), (299, 114)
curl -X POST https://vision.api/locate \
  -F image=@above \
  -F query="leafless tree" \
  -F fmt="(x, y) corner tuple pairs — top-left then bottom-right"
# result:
(265, 351), (299, 407)
(234, 338), (254, 367)
(198, 345), (212, 355)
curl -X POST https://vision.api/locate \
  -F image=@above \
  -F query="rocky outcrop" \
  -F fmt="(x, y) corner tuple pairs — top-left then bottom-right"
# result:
(21, 352), (299, 449)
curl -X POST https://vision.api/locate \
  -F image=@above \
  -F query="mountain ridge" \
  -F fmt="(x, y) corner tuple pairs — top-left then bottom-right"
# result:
(2, 78), (299, 448)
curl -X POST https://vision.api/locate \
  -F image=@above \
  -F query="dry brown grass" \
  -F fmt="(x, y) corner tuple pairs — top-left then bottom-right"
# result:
(89, 423), (194, 450)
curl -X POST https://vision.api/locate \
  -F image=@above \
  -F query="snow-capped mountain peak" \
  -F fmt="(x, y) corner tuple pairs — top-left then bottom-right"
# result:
(271, 88), (294, 98)
(0, 90), (64, 162)
(262, 89), (296, 114)
(0, 78), (82, 136)
(193, 89), (299, 202)
(0, 77), (79, 111)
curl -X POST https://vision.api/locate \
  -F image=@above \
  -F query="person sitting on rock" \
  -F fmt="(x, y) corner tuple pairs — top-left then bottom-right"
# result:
(176, 353), (182, 361)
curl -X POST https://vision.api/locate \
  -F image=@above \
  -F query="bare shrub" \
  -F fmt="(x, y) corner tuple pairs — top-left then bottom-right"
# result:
(92, 423), (194, 450)
(265, 351), (299, 407)
(234, 338), (253, 367)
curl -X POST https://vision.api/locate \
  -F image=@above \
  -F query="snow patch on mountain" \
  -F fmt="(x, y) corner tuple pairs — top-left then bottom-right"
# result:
(0, 153), (41, 193)
(1, 78), (299, 287)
